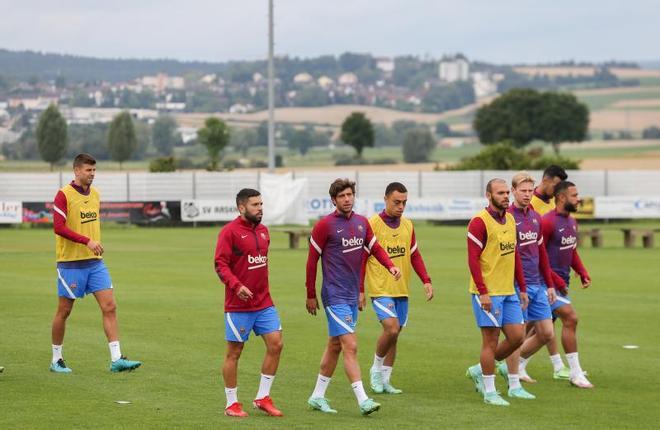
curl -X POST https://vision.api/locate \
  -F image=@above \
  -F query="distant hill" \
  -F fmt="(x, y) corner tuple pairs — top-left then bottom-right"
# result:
(0, 48), (226, 82)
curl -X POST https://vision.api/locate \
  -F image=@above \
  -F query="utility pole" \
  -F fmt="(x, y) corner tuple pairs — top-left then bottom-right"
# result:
(267, 0), (275, 172)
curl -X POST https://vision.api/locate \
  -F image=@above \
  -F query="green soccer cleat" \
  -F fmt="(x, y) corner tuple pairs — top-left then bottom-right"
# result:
(0, 366), (4, 373)
(370, 367), (384, 394)
(553, 366), (570, 380)
(50, 359), (72, 373)
(307, 397), (337, 414)
(484, 392), (510, 406)
(466, 364), (484, 395)
(508, 387), (536, 399)
(359, 398), (381, 416)
(110, 356), (142, 373)
(382, 382), (403, 394)
(496, 361), (508, 381)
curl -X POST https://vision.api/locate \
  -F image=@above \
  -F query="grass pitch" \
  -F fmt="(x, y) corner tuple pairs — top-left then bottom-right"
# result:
(1, 223), (659, 429)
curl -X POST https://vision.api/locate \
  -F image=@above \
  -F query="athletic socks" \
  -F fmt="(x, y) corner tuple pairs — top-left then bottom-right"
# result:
(108, 341), (122, 362)
(483, 374), (496, 394)
(565, 352), (584, 379)
(225, 387), (238, 408)
(382, 365), (393, 384)
(519, 356), (530, 372)
(52, 344), (63, 363)
(508, 373), (522, 390)
(311, 374), (331, 399)
(255, 374), (275, 399)
(550, 354), (565, 372)
(351, 380), (369, 404)
(372, 354), (385, 371)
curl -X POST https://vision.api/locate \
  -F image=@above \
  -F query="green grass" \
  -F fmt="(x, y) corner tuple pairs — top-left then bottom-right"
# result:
(576, 88), (660, 111)
(1, 223), (659, 429)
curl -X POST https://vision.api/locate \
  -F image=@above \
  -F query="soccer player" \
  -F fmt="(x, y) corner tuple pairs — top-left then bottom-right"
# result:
(305, 178), (401, 416)
(214, 188), (284, 417)
(529, 165), (572, 380)
(362, 182), (433, 395)
(465, 178), (528, 407)
(50, 153), (141, 373)
(497, 172), (563, 397)
(540, 181), (594, 388)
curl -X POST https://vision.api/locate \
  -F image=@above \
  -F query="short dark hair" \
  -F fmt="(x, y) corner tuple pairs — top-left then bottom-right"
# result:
(553, 180), (575, 198)
(385, 182), (407, 196)
(329, 178), (356, 199)
(486, 178), (506, 193)
(73, 153), (96, 167)
(543, 165), (568, 181)
(236, 188), (261, 207)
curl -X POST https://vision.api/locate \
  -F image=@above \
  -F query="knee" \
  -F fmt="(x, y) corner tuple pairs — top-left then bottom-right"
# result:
(511, 332), (525, 349)
(384, 325), (400, 339)
(328, 339), (342, 355)
(342, 339), (358, 356)
(563, 313), (578, 329)
(268, 338), (283, 356)
(101, 300), (117, 315)
(225, 346), (243, 361)
(57, 307), (72, 320)
(538, 326), (554, 343)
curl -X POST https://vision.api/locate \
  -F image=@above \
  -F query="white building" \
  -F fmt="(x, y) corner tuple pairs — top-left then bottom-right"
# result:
(439, 57), (470, 82)
(229, 103), (255, 114)
(317, 75), (334, 89)
(471, 72), (498, 98)
(140, 74), (185, 92)
(375, 57), (395, 74)
(293, 72), (314, 84)
(338, 72), (359, 86)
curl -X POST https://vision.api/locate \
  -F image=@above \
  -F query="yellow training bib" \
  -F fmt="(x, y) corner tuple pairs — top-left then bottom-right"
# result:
(531, 193), (555, 216)
(366, 215), (414, 297)
(55, 184), (102, 262)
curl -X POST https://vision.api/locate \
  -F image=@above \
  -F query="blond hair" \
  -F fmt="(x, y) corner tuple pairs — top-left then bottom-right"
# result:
(511, 171), (535, 189)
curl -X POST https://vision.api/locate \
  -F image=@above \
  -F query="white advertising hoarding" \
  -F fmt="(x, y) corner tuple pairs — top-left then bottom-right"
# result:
(0, 201), (22, 223)
(595, 196), (660, 219)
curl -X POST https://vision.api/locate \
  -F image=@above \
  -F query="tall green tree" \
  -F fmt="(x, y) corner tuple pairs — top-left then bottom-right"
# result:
(152, 115), (179, 156)
(107, 111), (137, 170)
(230, 127), (257, 157)
(537, 92), (589, 154)
(340, 112), (374, 158)
(36, 104), (68, 170)
(402, 127), (436, 163)
(198, 117), (230, 170)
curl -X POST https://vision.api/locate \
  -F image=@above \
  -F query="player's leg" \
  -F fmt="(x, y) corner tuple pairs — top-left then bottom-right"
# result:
(51, 296), (75, 373)
(223, 340), (248, 417)
(339, 333), (380, 415)
(370, 314), (399, 393)
(547, 291), (573, 378)
(379, 297), (407, 394)
(252, 307), (283, 416)
(554, 304), (593, 388)
(308, 336), (341, 413)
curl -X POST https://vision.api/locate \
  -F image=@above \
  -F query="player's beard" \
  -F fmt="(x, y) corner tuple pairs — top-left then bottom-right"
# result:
(565, 202), (578, 213)
(491, 198), (509, 211)
(245, 211), (263, 225)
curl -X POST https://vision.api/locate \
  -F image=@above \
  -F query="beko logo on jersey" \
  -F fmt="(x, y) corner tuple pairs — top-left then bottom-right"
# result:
(561, 236), (577, 246)
(499, 242), (516, 254)
(342, 237), (364, 247)
(518, 231), (538, 241)
(387, 245), (406, 257)
(248, 254), (268, 264)
(80, 211), (98, 219)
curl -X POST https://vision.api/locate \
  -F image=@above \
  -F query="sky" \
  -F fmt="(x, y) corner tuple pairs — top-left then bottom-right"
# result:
(1, 0), (658, 65)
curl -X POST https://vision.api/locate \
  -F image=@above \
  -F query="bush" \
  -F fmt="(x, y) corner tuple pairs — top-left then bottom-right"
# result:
(222, 159), (243, 170)
(450, 142), (580, 170)
(149, 156), (176, 172)
(403, 127), (436, 163)
(642, 126), (660, 139)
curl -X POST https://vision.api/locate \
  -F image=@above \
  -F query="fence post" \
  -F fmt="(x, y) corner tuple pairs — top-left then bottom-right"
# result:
(418, 170), (423, 198)
(192, 171), (197, 199)
(126, 172), (130, 202)
(604, 170), (609, 196)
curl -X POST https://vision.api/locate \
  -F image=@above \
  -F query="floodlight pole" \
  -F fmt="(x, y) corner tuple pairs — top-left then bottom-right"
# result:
(267, 0), (275, 172)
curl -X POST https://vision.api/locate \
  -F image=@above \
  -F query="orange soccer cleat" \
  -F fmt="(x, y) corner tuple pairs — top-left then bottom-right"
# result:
(253, 396), (283, 417)
(225, 402), (249, 418)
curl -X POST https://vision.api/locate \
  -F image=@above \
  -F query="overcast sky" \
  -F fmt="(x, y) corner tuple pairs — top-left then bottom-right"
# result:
(1, 0), (658, 64)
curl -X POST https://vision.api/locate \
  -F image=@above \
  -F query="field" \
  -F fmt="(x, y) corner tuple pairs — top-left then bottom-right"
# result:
(1, 223), (659, 429)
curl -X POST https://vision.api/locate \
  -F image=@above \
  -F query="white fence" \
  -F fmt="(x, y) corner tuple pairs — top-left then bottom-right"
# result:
(2, 170), (660, 202)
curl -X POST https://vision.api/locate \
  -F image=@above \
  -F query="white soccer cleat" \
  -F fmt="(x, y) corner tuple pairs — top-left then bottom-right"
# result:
(519, 368), (537, 384)
(570, 373), (594, 389)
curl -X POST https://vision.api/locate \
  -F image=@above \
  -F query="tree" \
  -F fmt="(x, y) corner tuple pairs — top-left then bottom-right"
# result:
(230, 127), (258, 157)
(36, 104), (68, 170)
(107, 111), (137, 169)
(340, 112), (374, 158)
(289, 127), (314, 156)
(402, 127), (436, 163)
(537, 92), (589, 154)
(198, 117), (230, 170)
(435, 121), (451, 137)
(152, 115), (179, 156)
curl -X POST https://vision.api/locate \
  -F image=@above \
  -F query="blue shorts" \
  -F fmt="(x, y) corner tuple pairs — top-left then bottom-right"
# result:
(519, 284), (552, 322)
(56, 260), (112, 299)
(371, 297), (409, 327)
(225, 306), (281, 343)
(551, 288), (572, 314)
(325, 304), (358, 337)
(471, 294), (524, 328)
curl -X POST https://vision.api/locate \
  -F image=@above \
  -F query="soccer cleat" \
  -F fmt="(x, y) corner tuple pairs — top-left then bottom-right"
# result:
(496, 361), (508, 380)
(570, 373), (594, 389)
(0, 366), (4, 373)
(308, 397), (337, 414)
(483, 392), (510, 406)
(110, 356), (142, 373)
(225, 402), (248, 417)
(359, 398), (381, 415)
(50, 359), (72, 373)
(466, 364), (484, 395)
(382, 382), (403, 394)
(370, 367), (384, 394)
(508, 387), (536, 399)
(553, 366), (571, 380)
(519, 368), (537, 383)
(253, 396), (283, 417)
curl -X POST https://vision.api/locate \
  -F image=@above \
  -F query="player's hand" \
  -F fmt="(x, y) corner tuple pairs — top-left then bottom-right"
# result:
(236, 286), (253, 301)
(306, 298), (319, 315)
(86, 240), (104, 256)
(424, 283), (434, 301)
(389, 266), (401, 280)
(581, 276), (591, 289)
(479, 294), (492, 313)
(547, 287), (557, 305)
(520, 292), (529, 310)
(358, 292), (366, 311)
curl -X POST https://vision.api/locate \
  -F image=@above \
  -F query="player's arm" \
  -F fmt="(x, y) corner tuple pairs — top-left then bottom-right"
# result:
(214, 228), (251, 300)
(571, 249), (591, 288)
(467, 217), (491, 311)
(410, 229), (433, 300)
(305, 220), (328, 315)
(53, 191), (104, 255)
(537, 238), (559, 303)
(515, 249), (529, 309)
(364, 223), (400, 280)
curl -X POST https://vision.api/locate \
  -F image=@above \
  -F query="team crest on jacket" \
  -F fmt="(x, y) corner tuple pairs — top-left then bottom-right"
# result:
(344, 315), (353, 324)
(261, 232), (267, 240)
(387, 303), (395, 310)
(358, 225), (364, 232)
(240, 327), (246, 334)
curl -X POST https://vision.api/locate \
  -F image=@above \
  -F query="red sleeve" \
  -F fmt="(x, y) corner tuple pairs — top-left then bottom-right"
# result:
(541, 214), (554, 244)
(53, 191), (90, 244)
(538, 238), (555, 289)
(364, 222), (394, 270)
(571, 250), (589, 282)
(467, 217), (488, 295)
(515, 251), (527, 293)
(359, 253), (367, 293)
(305, 219), (328, 299)
(410, 230), (432, 284)
(214, 227), (242, 291)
